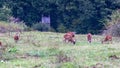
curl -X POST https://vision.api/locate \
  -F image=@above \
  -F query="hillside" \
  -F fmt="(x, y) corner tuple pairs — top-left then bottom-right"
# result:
(0, 31), (120, 68)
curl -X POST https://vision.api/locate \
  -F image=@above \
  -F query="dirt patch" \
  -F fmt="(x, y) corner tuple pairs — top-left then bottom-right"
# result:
(33, 64), (41, 68)
(87, 63), (104, 68)
(24, 53), (42, 59)
(16, 54), (27, 59)
(109, 55), (119, 60)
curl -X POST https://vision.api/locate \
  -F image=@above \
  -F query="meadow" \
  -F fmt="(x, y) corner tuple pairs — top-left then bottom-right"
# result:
(0, 31), (120, 68)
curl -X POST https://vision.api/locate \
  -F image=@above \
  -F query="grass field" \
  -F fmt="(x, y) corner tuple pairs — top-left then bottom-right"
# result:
(0, 31), (120, 68)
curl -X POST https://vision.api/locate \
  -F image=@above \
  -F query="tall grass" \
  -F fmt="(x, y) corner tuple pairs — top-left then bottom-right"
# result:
(0, 21), (27, 33)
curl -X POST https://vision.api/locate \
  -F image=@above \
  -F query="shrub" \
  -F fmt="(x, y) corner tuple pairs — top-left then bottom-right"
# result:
(57, 23), (67, 33)
(32, 23), (50, 31)
(24, 26), (33, 31)
(8, 47), (18, 53)
(0, 6), (11, 21)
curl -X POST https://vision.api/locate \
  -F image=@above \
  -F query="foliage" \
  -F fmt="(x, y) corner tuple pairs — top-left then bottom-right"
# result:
(1, 0), (119, 34)
(8, 47), (18, 53)
(0, 21), (28, 33)
(57, 23), (67, 33)
(32, 23), (50, 31)
(105, 10), (120, 27)
(0, 5), (11, 21)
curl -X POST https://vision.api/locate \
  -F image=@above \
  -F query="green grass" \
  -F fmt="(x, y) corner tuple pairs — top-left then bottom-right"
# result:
(0, 31), (120, 68)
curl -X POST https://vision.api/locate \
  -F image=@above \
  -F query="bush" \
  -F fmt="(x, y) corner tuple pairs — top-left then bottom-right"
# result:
(57, 23), (67, 33)
(8, 21), (27, 31)
(0, 6), (11, 21)
(32, 23), (50, 31)
(8, 47), (18, 53)
(49, 27), (56, 32)
(24, 26), (33, 31)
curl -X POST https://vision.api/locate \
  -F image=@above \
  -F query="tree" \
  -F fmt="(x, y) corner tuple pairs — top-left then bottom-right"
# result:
(0, 1), (11, 21)
(2, 0), (120, 34)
